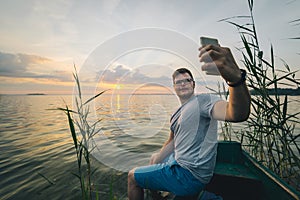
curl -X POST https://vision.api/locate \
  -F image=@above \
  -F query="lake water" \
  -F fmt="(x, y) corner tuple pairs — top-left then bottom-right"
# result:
(0, 94), (299, 199)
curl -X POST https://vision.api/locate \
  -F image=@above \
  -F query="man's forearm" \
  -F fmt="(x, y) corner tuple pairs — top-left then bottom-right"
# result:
(151, 133), (174, 164)
(159, 138), (174, 160)
(227, 81), (251, 122)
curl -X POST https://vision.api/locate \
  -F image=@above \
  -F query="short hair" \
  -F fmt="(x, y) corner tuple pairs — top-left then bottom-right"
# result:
(172, 68), (194, 83)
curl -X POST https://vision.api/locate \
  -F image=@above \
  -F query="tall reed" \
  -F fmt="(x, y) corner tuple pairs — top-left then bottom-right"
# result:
(221, 0), (300, 189)
(57, 66), (106, 199)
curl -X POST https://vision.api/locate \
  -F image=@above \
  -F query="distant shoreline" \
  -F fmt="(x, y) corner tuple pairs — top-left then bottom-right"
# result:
(250, 88), (300, 96)
(26, 93), (46, 95)
(1, 88), (300, 96)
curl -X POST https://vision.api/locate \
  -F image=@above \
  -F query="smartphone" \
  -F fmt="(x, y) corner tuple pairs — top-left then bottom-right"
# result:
(200, 36), (219, 46)
(200, 36), (221, 75)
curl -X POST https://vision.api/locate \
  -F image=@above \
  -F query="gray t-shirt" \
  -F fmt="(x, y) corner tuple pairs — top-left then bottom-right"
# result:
(170, 94), (221, 184)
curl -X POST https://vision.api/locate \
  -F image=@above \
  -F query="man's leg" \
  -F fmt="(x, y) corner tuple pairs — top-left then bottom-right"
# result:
(128, 168), (144, 200)
(128, 154), (205, 199)
(128, 153), (174, 200)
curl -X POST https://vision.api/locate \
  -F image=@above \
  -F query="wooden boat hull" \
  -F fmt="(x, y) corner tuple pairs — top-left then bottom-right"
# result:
(206, 141), (300, 200)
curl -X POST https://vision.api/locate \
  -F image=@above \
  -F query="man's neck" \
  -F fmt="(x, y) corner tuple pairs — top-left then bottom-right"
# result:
(180, 94), (194, 105)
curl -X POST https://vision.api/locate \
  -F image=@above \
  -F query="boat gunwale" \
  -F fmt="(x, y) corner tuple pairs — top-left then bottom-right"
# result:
(241, 148), (300, 200)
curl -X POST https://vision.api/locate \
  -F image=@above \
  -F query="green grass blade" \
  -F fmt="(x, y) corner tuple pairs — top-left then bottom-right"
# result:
(38, 172), (55, 185)
(73, 65), (82, 100)
(285, 76), (300, 85)
(282, 95), (288, 120)
(66, 106), (78, 150)
(78, 143), (83, 166)
(83, 90), (108, 105)
(71, 172), (81, 179)
(241, 34), (254, 62)
(266, 71), (298, 87)
(248, 0), (254, 11)
(288, 37), (300, 39)
(270, 45), (275, 75)
(228, 21), (254, 33)
(218, 15), (251, 22)
(56, 107), (78, 114)
(279, 58), (291, 72)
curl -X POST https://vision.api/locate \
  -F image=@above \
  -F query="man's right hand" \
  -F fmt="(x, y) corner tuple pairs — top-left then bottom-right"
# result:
(150, 152), (160, 164)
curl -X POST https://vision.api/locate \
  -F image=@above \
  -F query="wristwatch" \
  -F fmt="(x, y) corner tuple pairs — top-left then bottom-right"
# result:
(227, 69), (247, 87)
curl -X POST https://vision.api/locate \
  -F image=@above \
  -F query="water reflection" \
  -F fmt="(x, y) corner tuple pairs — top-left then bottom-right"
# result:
(0, 95), (79, 200)
(116, 94), (121, 111)
(0, 94), (298, 199)
(91, 94), (179, 171)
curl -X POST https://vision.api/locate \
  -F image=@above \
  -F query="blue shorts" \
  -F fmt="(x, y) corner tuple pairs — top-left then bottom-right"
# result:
(134, 154), (205, 196)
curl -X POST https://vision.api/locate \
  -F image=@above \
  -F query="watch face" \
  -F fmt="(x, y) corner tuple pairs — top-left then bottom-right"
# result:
(227, 69), (247, 87)
(241, 69), (247, 79)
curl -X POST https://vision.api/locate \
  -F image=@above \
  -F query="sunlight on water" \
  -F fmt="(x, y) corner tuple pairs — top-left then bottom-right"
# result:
(91, 94), (180, 171)
(0, 94), (299, 199)
(0, 94), (181, 199)
(0, 95), (78, 200)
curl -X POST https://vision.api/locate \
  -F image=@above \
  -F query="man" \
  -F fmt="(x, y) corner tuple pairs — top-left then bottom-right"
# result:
(128, 44), (251, 199)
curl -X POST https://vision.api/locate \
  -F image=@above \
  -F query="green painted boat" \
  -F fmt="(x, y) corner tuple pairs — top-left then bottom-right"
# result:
(205, 141), (300, 200)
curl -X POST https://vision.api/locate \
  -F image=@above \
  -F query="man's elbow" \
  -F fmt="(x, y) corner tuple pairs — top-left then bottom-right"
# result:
(230, 109), (250, 122)
(232, 115), (249, 123)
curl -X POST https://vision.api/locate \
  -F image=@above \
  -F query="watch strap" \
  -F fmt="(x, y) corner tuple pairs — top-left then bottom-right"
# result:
(227, 69), (247, 87)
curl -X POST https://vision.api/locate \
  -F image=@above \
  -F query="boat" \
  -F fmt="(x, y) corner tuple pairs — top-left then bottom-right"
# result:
(149, 141), (300, 200)
(204, 141), (300, 200)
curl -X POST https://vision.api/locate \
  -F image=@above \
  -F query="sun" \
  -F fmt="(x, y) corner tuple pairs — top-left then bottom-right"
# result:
(115, 84), (122, 90)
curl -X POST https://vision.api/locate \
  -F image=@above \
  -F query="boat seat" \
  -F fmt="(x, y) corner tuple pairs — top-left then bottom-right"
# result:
(173, 162), (263, 200)
(205, 142), (265, 200)
(214, 162), (260, 181)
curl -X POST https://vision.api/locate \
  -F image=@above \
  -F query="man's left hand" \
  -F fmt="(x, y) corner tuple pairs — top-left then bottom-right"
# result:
(199, 45), (241, 83)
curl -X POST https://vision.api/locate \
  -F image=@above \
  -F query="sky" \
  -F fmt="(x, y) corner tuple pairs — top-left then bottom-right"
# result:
(0, 0), (299, 95)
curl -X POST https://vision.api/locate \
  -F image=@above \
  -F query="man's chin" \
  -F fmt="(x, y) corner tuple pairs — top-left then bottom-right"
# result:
(178, 92), (193, 99)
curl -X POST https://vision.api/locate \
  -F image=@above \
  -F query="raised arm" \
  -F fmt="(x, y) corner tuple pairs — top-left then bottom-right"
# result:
(199, 45), (251, 122)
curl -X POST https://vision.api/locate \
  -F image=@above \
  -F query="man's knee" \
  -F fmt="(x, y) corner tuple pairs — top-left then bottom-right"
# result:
(128, 168), (137, 186)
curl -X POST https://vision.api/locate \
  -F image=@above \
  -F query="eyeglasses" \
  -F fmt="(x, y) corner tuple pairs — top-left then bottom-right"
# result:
(174, 78), (194, 85)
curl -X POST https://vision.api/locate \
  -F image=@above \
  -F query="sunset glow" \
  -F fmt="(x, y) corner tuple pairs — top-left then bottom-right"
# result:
(0, 1), (299, 95)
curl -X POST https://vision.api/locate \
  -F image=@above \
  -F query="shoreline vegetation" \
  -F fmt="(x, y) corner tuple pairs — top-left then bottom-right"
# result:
(250, 88), (300, 96)
(220, 0), (300, 194)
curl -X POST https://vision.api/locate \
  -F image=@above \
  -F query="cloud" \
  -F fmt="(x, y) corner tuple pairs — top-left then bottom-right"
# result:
(98, 64), (171, 86)
(0, 52), (36, 75)
(0, 51), (72, 81)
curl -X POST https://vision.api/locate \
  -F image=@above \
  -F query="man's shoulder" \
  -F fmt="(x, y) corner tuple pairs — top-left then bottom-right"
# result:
(195, 93), (223, 104)
(195, 93), (210, 97)
(195, 93), (219, 99)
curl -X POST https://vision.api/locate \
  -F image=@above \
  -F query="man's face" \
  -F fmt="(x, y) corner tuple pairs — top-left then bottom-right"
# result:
(173, 73), (194, 100)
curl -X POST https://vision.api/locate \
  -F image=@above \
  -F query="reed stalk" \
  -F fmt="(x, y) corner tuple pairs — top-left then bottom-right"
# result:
(57, 66), (106, 199)
(220, 0), (300, 190)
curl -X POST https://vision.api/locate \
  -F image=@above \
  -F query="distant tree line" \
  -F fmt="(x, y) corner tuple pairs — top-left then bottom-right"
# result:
(250, 88), (300, 96)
